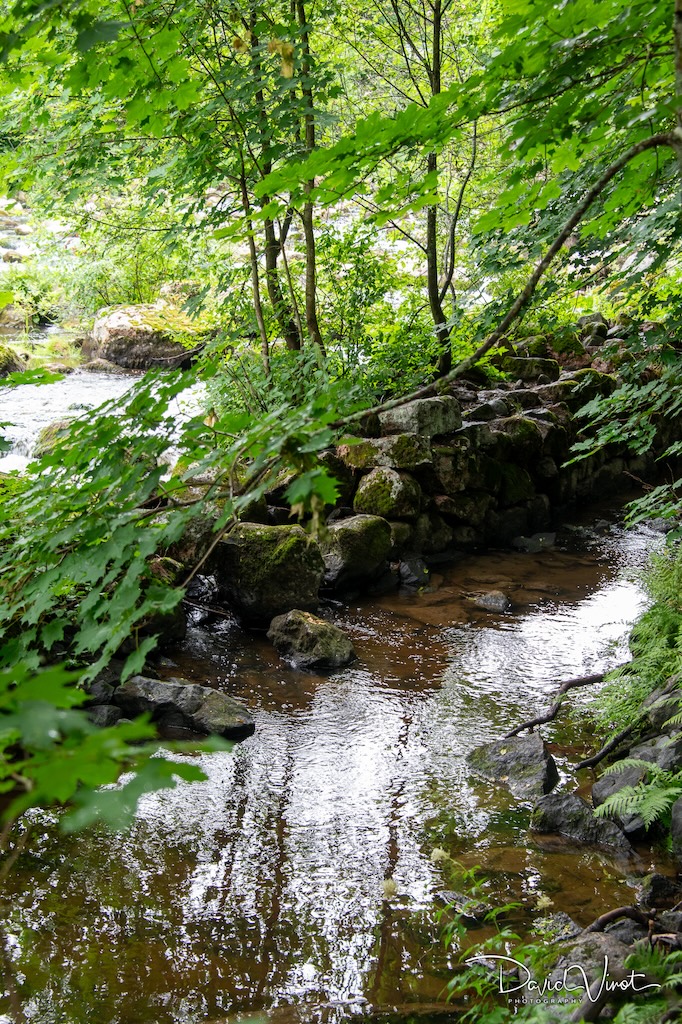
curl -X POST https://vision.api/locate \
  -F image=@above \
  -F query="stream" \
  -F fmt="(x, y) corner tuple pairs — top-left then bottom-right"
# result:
(0, 482), (670, 1023)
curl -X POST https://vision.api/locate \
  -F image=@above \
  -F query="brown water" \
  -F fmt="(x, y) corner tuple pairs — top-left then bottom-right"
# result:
(1, 508), (670, 1024)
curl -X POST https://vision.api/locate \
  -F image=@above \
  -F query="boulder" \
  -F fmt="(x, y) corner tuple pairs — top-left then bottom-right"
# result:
(267, 609), (356, 669)
(467, 733), (559, 801)
(212, 523), (324, 625)
(591, 762), (649, 837)
(0, 343), (24, 377)
(353, 468), (422, 519)
(337, 433), (432, 471)
(489, 417), (545, 459)
(32, 418), (74, 458)
(114, 675), (255, 738)
(320, 514), (392, 588)
(82, 304), (199, 369)
(80, 358), (132, 375)
(378, 396), (462, 437)
(530, 792), (633, 854)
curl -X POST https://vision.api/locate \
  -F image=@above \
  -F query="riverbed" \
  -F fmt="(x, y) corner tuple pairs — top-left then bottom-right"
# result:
(0, 507), (667, 1024)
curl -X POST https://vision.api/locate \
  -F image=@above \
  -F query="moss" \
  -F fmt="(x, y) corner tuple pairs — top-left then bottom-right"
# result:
(33, 418), (75, 457)
(354, 468), (421, 519)
(0, 342), (24, 377)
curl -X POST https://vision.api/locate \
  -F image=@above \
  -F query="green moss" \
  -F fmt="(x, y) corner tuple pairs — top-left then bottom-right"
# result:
(499, 464), (535, 505)
(0, 342), (24, 376)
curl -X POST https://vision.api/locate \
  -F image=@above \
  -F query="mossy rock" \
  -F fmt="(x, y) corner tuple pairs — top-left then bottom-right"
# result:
(499, 463), (536, 506)
(212, 523), (324, 625)
(33, 418), (75, 458)
(353, 467), (422, 519)
(0, 342), (24, 377)
(489, 416), (544, 459)
(267, 609), (356, 669)
(337, 433), (432, 472)
(320, 514), (392, 588)
(82, 302), (209, 370)
(467, 734), (558, 801)
(501, 356), (561, 381)
(568, 367), (618, 407)
(378, 396), (462, 437)
(411, 512), (453, 554)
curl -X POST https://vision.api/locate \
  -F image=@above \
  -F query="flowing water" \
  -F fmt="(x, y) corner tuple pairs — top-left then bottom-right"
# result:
(0, 505), (671, 1024)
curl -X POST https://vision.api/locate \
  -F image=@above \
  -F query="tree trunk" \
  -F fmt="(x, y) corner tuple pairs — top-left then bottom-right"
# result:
(296, 0), (326, 356)
(428, 2), (450, 376)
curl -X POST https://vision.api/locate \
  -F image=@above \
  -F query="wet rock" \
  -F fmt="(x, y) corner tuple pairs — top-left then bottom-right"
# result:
(267, 609), (356, 670)
(629, 732), (682, 772)
(468, 398), (510, 421)
(320, 514), (392, 589)
(387, 520), (413, 556)
(467, 733), (558, 801)
(353, 467), (422, 519)
(398, 557), (430, 588)
(642, 684), (682, 732)
(542, 912), (582, 942)
(212, 523), (324, 625)
(485, 506), (530, 545)
(637, 872), (682, 909)
(114, 675), (255, 738)
(378, 396), (462, 437)
(473, 590), (512, 613)
(337, 433), (432, 471)
(512, 532), (556, 554)
(530, 792), (633, 853)
(0, 342), (24, 377)
(435, 890), (492, 922)
(83, 304), (200, 369)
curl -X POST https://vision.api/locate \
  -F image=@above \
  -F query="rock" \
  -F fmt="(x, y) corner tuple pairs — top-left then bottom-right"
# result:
(473, 590), (512, 612)
(637, 872), (682, 909)
(353, 468), (422, 519)
(671, 797), (682, 868)
(411, 512), (453, 554)
(398, 557), (430, 588)
(387, 520), (413, 556)
(468, 399), (510, 421)
(530, 792), (633, 853)
(629, 732), (682, 772)
(498, 464), (536, 505)
(489, 417), (545, 459)
(546, 932), (632, 1004)
(320, 514), (392, 589)
(435, 491), (492, 528)
(486, 506), (530, 545)
(378, 396), (462, 437)
(114, 675), (255, 738)
(80, 358), (133, 375)
(0, 343), (24, 377)
(467, 733), (559, 801)
(512, 532), (556, 553)
(32, 418), (74, 458)
(500, 356), (561, 381)
(337, 433), (432, 471)
(578, 312), (608, 328)
(267, 609), (356, 669)
(82, 303), (201, 370)
(87, 705), (123, 727)
(591, 762), (648, 837)
(212, 523), (324, 625)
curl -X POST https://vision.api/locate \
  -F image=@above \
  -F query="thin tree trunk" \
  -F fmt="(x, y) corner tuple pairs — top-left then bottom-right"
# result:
(239, 167), (270, 375)
(296, 0), (326, 356)
(428, 2), (450, 375)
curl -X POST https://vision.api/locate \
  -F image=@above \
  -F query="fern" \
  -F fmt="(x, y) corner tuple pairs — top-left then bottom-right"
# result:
(595, 761), (682, 827)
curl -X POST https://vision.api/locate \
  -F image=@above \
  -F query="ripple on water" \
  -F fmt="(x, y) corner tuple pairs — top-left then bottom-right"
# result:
(1, 511), (670, 1024)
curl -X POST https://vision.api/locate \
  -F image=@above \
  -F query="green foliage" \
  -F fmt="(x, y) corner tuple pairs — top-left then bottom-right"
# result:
(594, 758), (682, 829)
(0, 662), (219, 833)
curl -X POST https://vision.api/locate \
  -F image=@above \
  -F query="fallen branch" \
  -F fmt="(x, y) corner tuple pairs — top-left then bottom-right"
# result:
(504, 672), (605, 738)
(582, 905), (651, 934)
(575, 723), (637, 771)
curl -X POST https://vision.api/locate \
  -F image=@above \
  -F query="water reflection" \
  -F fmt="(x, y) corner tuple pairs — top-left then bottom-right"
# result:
(1, 513), (666, 1023)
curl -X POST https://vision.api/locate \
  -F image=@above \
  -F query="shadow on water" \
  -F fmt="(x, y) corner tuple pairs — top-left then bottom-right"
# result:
(0, 504), (670, 1024)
